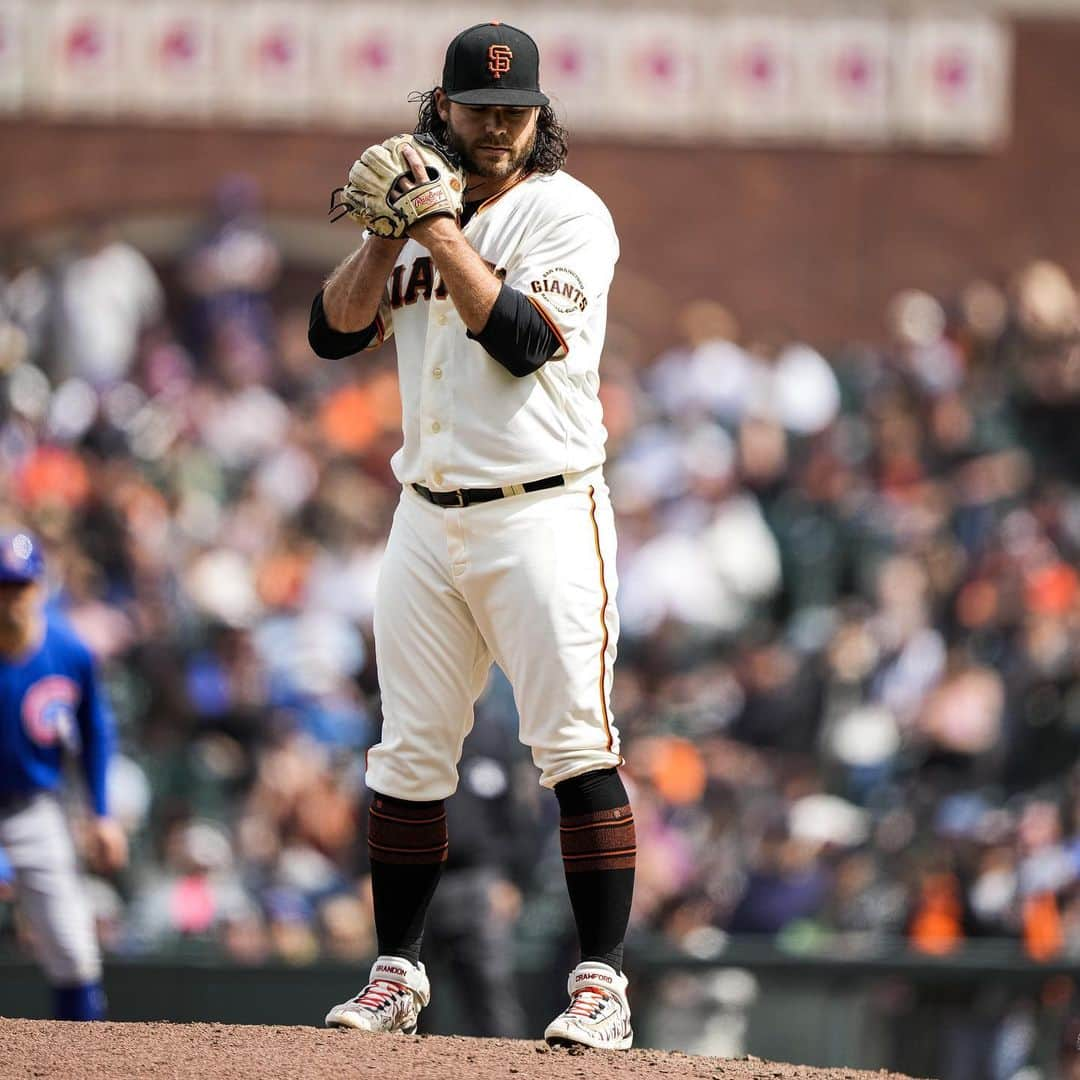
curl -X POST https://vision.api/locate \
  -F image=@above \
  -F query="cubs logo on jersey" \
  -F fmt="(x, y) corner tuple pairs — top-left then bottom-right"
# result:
(22, 675), (81, 748)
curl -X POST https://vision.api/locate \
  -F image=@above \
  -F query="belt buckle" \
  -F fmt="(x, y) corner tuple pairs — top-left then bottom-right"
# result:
(453, 490), (466, 507)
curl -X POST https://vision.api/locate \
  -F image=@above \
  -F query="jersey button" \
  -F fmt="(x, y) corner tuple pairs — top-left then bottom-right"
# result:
(433, 368), (443, 379)
(437, 315), (448, 326)
(431, 421), (441, 433)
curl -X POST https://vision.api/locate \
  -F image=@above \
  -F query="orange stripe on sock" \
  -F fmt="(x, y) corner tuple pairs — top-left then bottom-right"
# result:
(369, 808), (447, 827)
(560, 815), (635, 834)
(561, 847), (637, 861)
(368, 840), (449, 856)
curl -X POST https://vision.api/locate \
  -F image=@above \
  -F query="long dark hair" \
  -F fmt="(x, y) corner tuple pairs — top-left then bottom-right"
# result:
(410, 89), (568, 175)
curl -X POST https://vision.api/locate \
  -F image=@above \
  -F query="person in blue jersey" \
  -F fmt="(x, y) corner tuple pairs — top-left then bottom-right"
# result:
(0, 530), (127, 1020)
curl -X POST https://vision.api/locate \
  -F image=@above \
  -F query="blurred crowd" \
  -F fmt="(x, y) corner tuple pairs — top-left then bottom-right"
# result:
(1, 177), (1080, 1042)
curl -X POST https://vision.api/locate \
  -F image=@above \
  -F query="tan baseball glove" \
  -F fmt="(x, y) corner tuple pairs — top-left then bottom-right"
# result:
(329, 133), (465, 239)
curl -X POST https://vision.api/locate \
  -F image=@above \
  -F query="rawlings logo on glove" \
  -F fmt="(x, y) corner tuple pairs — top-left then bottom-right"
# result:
(329, 133), (465, 239)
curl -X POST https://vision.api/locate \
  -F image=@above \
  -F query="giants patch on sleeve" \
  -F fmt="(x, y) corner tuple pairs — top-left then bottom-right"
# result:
(530, 267), (588, 314)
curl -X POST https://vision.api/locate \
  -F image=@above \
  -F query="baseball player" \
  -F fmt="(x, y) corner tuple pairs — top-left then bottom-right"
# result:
(0, 531), (126, 1019)
(310, 21), (635, 1050)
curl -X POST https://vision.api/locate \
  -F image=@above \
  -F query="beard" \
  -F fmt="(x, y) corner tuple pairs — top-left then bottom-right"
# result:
(444, 121), (534, 182)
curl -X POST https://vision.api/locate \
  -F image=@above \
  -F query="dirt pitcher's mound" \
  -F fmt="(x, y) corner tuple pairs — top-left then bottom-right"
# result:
(0, 1018), (918, 1080)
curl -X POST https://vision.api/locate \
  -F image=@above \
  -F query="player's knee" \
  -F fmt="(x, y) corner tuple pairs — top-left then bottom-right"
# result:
(365, 747), (460, 802)
(554, 766), (629, 815)
(535, 746), (624, 794)
(367, 790), (449, 867)
(553, 767), (635, 876)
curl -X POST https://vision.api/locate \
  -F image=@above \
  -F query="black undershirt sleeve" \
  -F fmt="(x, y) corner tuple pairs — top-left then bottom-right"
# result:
(467, 283), (562, 378)
(307, 288), (379, 359)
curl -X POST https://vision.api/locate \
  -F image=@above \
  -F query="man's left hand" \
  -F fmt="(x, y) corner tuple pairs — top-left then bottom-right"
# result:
(87, 816), (128, 875)
(332, 135), (465, 239)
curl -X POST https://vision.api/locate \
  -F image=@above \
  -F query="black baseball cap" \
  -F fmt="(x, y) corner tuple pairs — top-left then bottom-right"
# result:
(442, 22), (549, 107)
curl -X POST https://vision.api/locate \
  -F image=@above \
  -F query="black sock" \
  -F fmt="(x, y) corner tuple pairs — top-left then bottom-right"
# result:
(367, 792), (448, 966)
(554, 768), (636, 973)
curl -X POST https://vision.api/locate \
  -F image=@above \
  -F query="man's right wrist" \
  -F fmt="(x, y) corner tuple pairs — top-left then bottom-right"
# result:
(322, 290), (367, 334)
(309, 290), (380, 357)
(324, 304), (363, 334)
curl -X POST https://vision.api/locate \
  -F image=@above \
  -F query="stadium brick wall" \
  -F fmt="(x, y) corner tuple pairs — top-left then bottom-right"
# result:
(2, 18), (1079, 346)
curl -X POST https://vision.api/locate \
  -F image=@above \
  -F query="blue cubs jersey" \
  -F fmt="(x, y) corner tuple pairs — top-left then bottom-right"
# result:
(0, 615), (113, 815)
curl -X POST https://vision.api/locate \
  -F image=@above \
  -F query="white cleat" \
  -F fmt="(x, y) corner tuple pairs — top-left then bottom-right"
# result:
(544, 961), (633, 1050)
(325, 955), (431, 1034)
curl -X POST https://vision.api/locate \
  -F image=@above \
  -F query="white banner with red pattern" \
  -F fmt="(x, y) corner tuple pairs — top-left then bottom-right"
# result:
(37, 0), (126, 116)
(714, 15), (801, 139)
(134, 1), (218, 119)
(895, 16), (1013, 146)
(0, 1), (1013, 149)
(800, 16), (893, 143)
(221, 3), (316, 123)
(0, 0), (28, 112)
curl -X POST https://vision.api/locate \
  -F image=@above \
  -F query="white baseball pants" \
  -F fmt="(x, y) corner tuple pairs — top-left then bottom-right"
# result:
(0, 793), (101, 985)
(367, 468), (621, 801)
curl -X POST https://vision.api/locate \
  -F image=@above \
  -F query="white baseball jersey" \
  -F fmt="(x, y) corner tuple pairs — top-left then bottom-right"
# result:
(361, 166), (624, 802)
(365, 169), (619, 491)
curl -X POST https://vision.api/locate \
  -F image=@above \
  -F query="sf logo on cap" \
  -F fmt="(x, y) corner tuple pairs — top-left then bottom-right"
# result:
(488, 44), (513, 78)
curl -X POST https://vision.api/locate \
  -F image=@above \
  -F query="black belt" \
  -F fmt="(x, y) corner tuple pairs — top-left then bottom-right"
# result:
(412, 474), (565, 507)
(0, 790), (34, 812)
